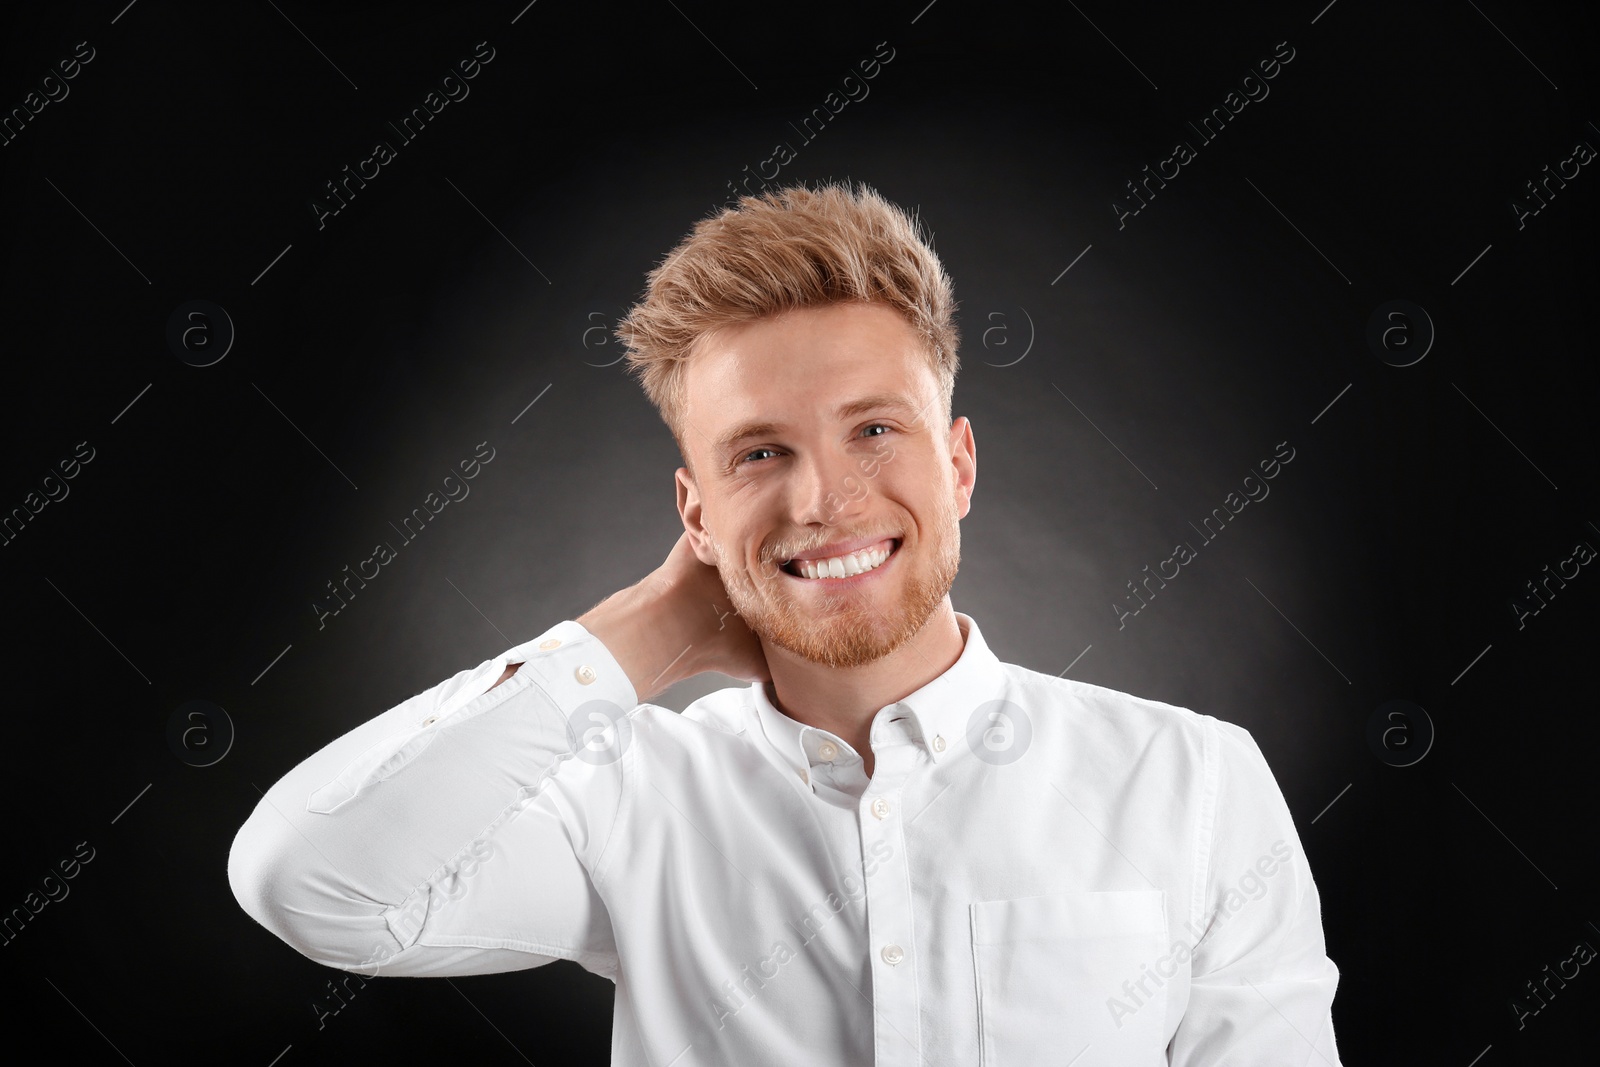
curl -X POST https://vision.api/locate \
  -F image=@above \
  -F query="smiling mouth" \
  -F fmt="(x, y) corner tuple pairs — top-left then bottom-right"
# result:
(780, 538), (900, 580)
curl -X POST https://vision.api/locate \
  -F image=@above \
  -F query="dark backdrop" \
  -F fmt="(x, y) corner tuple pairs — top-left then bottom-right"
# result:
(2, 1), (1596, 1064)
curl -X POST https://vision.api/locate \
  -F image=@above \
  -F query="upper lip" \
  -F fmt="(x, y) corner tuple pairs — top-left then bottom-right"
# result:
(783, 535), (899, 564)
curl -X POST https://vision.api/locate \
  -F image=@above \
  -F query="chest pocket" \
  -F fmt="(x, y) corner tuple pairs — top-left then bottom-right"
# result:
(970, 889), (1170, 1065)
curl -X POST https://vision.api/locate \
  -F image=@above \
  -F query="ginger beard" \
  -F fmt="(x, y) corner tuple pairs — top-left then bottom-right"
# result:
(708, 480), (963, 670)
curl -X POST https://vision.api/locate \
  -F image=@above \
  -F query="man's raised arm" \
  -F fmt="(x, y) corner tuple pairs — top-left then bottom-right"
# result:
(226, 533), (766, 978)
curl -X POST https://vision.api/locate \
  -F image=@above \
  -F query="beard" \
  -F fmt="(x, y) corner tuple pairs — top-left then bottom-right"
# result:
(710, 486), (962, 669)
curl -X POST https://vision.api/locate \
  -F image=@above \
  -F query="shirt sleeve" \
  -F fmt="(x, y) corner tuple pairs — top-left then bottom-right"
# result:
(1168, 718), (1343, 1065)
(227, 620), (638, 980)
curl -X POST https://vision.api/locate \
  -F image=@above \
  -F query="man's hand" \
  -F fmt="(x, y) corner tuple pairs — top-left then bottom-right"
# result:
(574, 531), (770, 704)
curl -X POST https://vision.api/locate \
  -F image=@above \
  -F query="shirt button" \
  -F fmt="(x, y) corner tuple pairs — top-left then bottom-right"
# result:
(576, 665), (597, 685)
(881, 944), (904, 965)
(420, 715), (438, 728)
(871, 797), (891, 819)
(539, 638), (562, 650)
(817, 740), (839, 761)
(931, 734), (946, 753)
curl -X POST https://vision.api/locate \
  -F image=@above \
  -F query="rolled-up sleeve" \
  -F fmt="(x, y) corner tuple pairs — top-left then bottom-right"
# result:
(227, 620), (637, 981)
(1169, 718), (1343, 1065)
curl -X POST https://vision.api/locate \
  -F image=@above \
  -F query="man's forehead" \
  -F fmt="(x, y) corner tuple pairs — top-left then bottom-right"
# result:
(692, 364), (935, 450)
(677, 303), (940, 463)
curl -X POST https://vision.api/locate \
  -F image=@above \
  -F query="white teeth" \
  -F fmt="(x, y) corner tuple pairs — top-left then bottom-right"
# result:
(793, 543), (893, 580)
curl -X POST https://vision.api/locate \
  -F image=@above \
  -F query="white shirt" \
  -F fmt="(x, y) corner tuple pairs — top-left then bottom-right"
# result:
(229, 611), (1342, 1065)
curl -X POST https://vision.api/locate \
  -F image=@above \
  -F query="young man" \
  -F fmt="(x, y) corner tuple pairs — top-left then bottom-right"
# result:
(229, 182), (1343, 1064)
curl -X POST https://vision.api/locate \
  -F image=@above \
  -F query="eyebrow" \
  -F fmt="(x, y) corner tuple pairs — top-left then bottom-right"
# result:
(713, 392), (923, 462)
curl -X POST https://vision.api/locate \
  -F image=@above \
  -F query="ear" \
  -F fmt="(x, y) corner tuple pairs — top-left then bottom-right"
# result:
(948, 416), (976, 519)
(675, 466), (720, 566)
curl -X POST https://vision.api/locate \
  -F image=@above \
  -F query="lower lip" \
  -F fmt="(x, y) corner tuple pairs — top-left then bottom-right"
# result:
(783, 539), (900, 586)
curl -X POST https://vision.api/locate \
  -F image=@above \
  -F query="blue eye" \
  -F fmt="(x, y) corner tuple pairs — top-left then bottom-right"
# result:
(737, 425), (892, 468)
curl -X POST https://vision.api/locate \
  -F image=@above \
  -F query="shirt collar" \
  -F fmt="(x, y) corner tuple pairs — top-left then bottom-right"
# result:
(749, 611), (1008, 779)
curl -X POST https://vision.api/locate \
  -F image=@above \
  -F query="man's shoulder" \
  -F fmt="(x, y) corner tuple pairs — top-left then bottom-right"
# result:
(990, 662), (1277, 803)
(626, 682), (751, 737)
(997, 659), (1240, 752)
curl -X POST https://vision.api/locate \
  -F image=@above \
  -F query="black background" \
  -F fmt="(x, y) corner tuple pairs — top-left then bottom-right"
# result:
(2, 1), (1596, 1063)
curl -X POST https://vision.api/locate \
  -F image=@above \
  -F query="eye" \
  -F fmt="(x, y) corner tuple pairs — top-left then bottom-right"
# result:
(735, 425), (891, 469)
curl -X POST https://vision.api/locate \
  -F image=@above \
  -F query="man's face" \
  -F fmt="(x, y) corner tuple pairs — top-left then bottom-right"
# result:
(676, 301), (975, 669)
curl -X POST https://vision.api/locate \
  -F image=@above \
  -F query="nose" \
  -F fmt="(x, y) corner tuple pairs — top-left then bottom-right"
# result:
(789, 442), (871, 529)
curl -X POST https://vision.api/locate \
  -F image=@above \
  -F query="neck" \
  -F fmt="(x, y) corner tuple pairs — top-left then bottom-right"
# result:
(762, 599), (966, 770)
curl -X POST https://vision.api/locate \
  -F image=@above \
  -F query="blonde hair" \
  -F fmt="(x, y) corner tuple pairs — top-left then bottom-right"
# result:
(616, 181), (960, 468)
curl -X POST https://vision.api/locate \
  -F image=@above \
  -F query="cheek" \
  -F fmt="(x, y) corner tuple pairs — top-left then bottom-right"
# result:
(708, 524), (764, 578)
(883, 464), (948, 512)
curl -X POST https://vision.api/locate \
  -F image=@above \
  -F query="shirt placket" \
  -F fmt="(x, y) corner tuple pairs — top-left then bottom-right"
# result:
(860, 721), (923, 1067)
